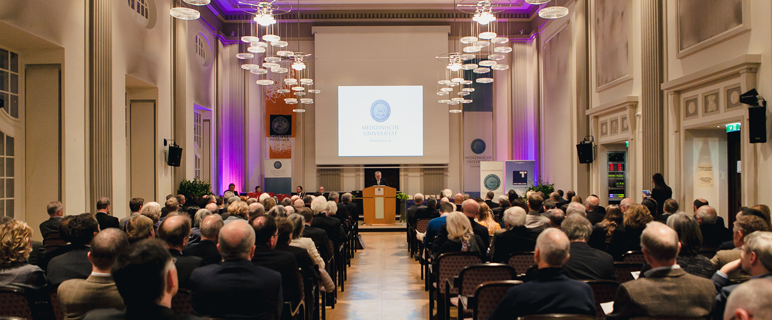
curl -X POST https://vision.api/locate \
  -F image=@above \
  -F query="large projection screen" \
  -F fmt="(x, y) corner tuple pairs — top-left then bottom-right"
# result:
(313, 26), (450, 165)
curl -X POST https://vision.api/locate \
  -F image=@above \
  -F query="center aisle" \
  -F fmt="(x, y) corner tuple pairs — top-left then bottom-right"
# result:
(328, 232), (429, 320)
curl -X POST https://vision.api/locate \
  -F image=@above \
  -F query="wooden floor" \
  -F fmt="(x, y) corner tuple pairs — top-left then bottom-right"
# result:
(328, 232), (429, 320)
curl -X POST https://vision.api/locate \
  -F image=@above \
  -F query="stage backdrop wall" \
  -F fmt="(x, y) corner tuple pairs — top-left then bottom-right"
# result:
(480, 161), (505, 199)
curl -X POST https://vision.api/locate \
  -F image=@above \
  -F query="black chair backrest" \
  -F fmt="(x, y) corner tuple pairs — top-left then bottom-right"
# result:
(49, 289), (65, 320)
(507, 252), (535, 275)
(171, 289), (195, 315)
(613, 263), (643, 283)
(518, 314), (595, 320)
(622, 251), (645, 264)
(0, 285), (33, 319)
(458, 264), (516, 297)
(43, 233), (67, 252)
(473, 280), (523, 320)
(582, 280), (620, 319)
(415, 218), (432, 233)
(436, 252), (483, 295)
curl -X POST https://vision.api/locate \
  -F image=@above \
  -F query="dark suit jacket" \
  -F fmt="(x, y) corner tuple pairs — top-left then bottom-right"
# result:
(336, 202), (352, 225)
(586, 210), (605, 225)
(406, 205), (422, 226)
(412, 206), (439, 227)
(588, 224), (628, 261)
(39, 217), (62, 239)
(182, 240), (221, 266)
(608, 267), (715, 319)
(488, 268), (595, 320)
(275, 243), (320, 281)
(96, 212), (120, 230)
(190, 259), (282, 320)
(302, 225), (332, 262)
(712, 272), (772, 318)
(371, 178), (388, 186)
(84, 304), (206, 320)
(484, 199), (499, 209)
(169, 249), (203, 290)
(252, 245), (302, 304)
(700, 223), (733, 249)
(562, 242), (617, 281)
(47, 246), (92, 287)
(311, 214), (346, 248)
(490, 226), (539, 263)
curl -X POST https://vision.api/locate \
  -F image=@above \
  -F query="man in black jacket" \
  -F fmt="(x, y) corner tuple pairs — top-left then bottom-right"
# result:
(490, 206), (540, 263)
(406, 193), (425, 227)
(484, 191), (499, 209)
(182, 215), (223, 266)
(299, 208), (332, 262)
(95, 197), (119, 230)
(158, 215), (203, 289)
(310, 197), (346, 248)
(47, 213), (99, 286)
(40, 201), (64, 239)
(585, 196), (605, 225)
(252, 215), (302, 307)
(561, 214), (616, 281)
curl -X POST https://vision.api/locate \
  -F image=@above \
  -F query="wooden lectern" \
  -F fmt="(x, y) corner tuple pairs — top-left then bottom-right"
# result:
(363, 186), (396, 225)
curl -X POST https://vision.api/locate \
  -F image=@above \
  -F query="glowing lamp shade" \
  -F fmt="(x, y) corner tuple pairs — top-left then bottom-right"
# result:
(236, 53), (254, 60)
(254, 13), (276, 26)
(449, 109), (463, 113)
(472, 11), (496, 25)
(170, 7), (200, 20)
(539, 6), (569, 19)
(183, 0), (210, 5)
(292, 62), (306, 70)
(526, 0), (550, 3)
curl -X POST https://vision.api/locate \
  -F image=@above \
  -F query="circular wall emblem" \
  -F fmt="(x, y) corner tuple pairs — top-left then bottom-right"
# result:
(271, 116), (290, 135)
(471, 139), (486, 154)
(370, 100), (391, 123)
(273, 161), (282, 169)
(484, 174), (501, 191)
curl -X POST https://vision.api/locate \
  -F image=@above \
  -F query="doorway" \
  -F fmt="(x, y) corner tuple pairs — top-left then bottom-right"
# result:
(727, 129), (741, 227)
(129, 100), (156, 203)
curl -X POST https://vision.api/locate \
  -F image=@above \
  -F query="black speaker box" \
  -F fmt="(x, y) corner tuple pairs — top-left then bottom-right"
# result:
(748, 106), (767, 143)
(167, 146), (183, 167)
(576, 143), (594, 163)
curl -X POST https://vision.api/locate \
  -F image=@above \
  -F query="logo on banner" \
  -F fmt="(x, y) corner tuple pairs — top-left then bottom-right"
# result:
(484, 174), (501, 191)
(270, 115), (291, 136)
(513, 171), (528, 185)
(471, 139), (486, 154)
(273, 161), (282, 169)
(370, 100), (391, 122)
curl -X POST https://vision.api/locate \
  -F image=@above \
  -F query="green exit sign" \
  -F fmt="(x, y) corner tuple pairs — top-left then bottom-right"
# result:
(726, 123), (741, 133)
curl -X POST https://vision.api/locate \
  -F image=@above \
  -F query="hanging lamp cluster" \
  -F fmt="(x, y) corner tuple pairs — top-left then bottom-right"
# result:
(170, 0), (210, 20)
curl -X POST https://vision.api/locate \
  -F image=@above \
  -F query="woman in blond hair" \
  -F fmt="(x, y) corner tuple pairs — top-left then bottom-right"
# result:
(477, 203), (501, 236)
(0, 218), (46, 288)
(437, 212), (486, 259)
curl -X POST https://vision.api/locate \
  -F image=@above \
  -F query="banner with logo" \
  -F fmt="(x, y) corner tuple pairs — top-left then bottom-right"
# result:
(505, 160), (536, 196)
(463, 69), (493, 197)
(480, 161), (505, 199)
(265, 75), (297, 160)
(264, 159), (292, 194)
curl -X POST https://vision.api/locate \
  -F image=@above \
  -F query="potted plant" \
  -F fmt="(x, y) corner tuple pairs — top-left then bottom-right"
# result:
(525, 179), (555, 196)
(396, 192), (409, 223)
(177, 179), (213, 207)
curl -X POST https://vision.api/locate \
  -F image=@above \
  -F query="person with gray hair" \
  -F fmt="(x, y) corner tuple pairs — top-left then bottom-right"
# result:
(188, 209), (212, 245)
(488, 228), (595, 319)
(696, 205), (733, 249)
(190, 220), (283, 319)
(560, 214), (616, 280)
(372, 171), (388, 186)
(40, 201), (64, 238)
(490, 206), (540, 263)
(441, 188), (453, 200)
(267, 205), (286, 218)
(723, 278), (772, 320)
(328, 192), (340, 203)
(284, 206), (295, 215)
(547, 208), (565, 229)
(280, 197), (292, 206)
(183, 215), (223, 266)
(607, 221), (716, 319)
(407, 193), (425, 227)
(711, 231), (772, 317)
(248, 202), (265, 220)
(565, 202), (586, 217)
(619, 198), (634, 213)
(585, 195), (604, 225)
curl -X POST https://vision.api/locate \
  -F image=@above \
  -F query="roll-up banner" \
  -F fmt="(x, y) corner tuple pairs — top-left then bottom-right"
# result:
(264, 159), (292, 194)
(462, 64), (493, 198)
(505, 160), (536, 196)
(480, 161), (505, 199)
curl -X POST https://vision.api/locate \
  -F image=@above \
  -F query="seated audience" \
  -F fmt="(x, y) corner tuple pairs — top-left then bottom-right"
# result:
(476, 203), (501, 236)
(436, 212), (485, 258)
(157, 215), (203, 289)
(95, 197), (120, 230)
(125, 215), (154, 244)
(655, 198), (679, 223)
(310, 197), (346, 249)
(190, 220), (282, 319)
(40, 201), (64, 238)
(139, 202), (162, 227)
(640, 198), (659, 224)
(490, 206), (540, 263)
(525, 193), (550, 230)
(183, 214), (223, 266)
(723, 278), (772, 320)
(406, 193), (424, 226)
(286, 215), (335, 292)
(752, 204), (771, 227)
(622, 204), (653, 252)
(585, 195), (604, 225)
(119, 198), (144, 231)
(189, 208), (212, 244)
(565, 202), (586, 217)
(547, 208), (565, 229)
(48, 213), (100, 287)
(696, 205), (733, 249)
(608, 222), (715, 319)
(0, 219), (46, 287)
(83, 239), (206, 320)
(712, 231), (772, 318)
(656, 213), (715, 278)
(488, 228), (596, 319)
(422, 202), (455, 249)
(711, 214), (769, 282)
(248, 202), (265, 221)
(251, 215), (302, 307)
(59, 228), (128, 320)
(413, 197), (439, 227)
(224, 201), (248, 224)
(491, 195), (510, 221)
(484, 191), (499, 209)
(561, 214), (616, 281)
(298, 208), (331, 262)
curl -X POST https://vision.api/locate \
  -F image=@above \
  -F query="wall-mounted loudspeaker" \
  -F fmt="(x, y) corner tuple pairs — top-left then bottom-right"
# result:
(167, 145), (183, 167)
(748, 106), (767, 143)
(576, 143), (594, 164)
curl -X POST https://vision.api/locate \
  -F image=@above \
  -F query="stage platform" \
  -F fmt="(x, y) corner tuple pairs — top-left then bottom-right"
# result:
(358, 221), (406, 232)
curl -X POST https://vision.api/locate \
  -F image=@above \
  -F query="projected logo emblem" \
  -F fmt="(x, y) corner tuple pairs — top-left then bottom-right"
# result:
(370, 100), (391, 123)
(273, 161), (282, 169)
(471, 139), (486, 154)
(271, 116), (290, 135)
(484, 174), (501, 191)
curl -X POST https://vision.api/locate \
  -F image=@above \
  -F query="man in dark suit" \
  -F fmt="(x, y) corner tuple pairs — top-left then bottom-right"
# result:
(491, 196), (510, 223)
(608, 222), (715, 319)
(298, 208), (332, 262)
(58, 228), (128, 320)
(183, 215), (223, 266)
(711, 231), (772, 318)
(95, 197), (119, 230)
(406, 193), (425, 227)
(551, 191), (569, 209)
(252, 215), (302, 307)
(560, 215), (616, 280)
(190, 220), (282, 320)
(488, 229), (596, 319)
(490, 206), (540, 263)
(311, 197), (346, 248)
(83, 239), (206, 320)
(40, 201), (64, 239)
(158, 215), (203, 289)
(696, 205), (733, 249)
(585, 195), (604, 225)
(371, 171), (388, 187)
(47, 213), (100, 286)
(414, 197), (439, 224)
(484, 191), (499, 209)
(260, 215), (321, 286)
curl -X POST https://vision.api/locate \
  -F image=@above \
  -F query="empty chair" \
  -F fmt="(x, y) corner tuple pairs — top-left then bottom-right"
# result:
(430, 252), (482, 319)
(507, 252), (535, 275)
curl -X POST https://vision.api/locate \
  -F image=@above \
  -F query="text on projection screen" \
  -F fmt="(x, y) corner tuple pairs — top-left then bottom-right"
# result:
(338, 86), (423, 157)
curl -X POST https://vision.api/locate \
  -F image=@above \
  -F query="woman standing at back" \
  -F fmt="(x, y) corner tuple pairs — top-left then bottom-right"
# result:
(651, 173), (672, 216)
